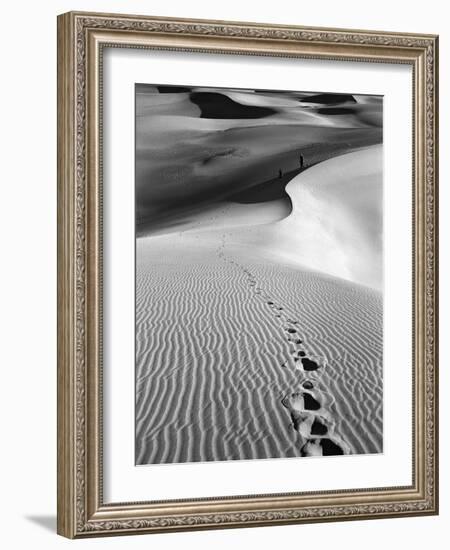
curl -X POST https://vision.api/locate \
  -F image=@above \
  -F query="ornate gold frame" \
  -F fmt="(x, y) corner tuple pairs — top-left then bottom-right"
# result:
(57, 11), (439, 538)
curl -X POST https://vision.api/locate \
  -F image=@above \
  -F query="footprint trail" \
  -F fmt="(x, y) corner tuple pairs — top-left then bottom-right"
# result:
(216, 232), (351, 457)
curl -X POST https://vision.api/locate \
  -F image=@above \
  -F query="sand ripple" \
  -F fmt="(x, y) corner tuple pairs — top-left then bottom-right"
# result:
(136, 230), (382, 464)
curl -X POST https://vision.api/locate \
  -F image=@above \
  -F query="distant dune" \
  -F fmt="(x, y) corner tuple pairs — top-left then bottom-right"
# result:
(136, 85), (382, 233)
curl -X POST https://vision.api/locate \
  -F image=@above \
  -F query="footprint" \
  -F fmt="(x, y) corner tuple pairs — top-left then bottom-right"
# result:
(300, 437), (346, 457)
(302, 391), (321, 411)
(282, 391), (322, 415)
(282, 392), (331, 439)
(310, 418), (328, 436)
(301, 357), (319, 371)
(290, 412), (315, 438)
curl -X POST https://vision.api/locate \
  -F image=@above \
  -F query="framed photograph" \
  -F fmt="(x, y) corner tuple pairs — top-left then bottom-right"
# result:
(57, 11), (439, 538)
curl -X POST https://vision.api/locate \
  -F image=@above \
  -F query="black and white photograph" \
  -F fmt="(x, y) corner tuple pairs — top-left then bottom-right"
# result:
(135, 84), (383, 465)
(0, 0), (442, 544)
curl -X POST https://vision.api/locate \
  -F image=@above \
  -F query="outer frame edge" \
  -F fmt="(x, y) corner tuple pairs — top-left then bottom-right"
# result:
(57, 11), (77, 540)
(56, 11), (439, 538)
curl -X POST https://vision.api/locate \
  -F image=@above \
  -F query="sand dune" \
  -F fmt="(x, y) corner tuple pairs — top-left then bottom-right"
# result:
(168, 146), (382, 289)
(136, 85), (382, 230)
(136, 233), (382, 464)
(220, 145), (383, 290)
(278, 145), (383, 289)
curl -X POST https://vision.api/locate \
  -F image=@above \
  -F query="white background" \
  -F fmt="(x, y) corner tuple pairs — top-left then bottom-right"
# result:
(0, 0), (447, 548)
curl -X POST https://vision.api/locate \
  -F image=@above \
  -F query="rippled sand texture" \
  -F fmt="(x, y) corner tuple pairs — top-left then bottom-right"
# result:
(136, 233), (382, 464)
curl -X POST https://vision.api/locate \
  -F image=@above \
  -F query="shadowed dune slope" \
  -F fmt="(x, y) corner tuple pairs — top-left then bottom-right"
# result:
(136, 85), (382, 231)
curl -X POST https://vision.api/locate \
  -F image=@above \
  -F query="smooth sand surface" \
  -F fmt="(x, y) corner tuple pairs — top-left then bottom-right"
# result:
(135, 146), (383, 464)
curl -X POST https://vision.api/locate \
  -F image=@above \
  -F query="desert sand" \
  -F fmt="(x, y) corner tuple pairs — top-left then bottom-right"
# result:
(135, 138), (383, 464)
(136, 87), (382, 234)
